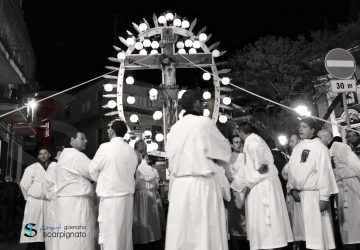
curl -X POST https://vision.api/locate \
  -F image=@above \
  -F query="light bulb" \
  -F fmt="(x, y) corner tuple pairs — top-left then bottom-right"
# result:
(158, 15), (166, 24)
(173, 18), (182, 27)
(155, 133), (164, 142)
(151, 41), (159, 49)
(126, 37), (135, 46)
(219, 115), (228, 123)
(203, 109), (210, 117)
(199, 33), (207, 42)
(130, 114), (139, 123)
(212, 49), (220, 57)
(139, 23), (148, 32)
(181, 20), (190, 28)
(149, 88), (158, 96)
(202, 73), (211, 81)
(126, 76), (134, 85)
(221, 77), (230, 85)
(144, 130), (152, 137)
(193, 40), (201, 49)
(135, 42), (143, 50)
(165, 12), (174, 21)
(127, 96), (135, 104)
(178, 48), (186, 54)
(176, 41), (185, 49)
(203, 91), (211, 99)
(223, 97), (231, 105)
(104, 83), (113, 92)
(153, 111), (163, 120)
(139, 49), (147, 55)
(143, 39), (151, 47)
(150, 50), (158, 55)
(189, 48), (197, 54)
(107, 100), (117, 109)
(117, 52), (126, 60)
(185, 39), (193, 47)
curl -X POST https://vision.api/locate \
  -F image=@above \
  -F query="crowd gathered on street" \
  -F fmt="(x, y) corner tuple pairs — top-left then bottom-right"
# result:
(1, 89), (360, 250)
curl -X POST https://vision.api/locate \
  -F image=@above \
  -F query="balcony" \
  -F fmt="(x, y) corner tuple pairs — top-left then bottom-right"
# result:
(0, 0), (36, 85)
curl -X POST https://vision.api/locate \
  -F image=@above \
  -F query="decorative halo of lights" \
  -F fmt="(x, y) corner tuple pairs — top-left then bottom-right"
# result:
(105, 11), (231, 139)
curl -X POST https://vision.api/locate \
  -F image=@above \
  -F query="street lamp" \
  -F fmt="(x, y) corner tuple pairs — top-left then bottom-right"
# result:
(294, 105), (311, 117)
(278, 135), (288, 146)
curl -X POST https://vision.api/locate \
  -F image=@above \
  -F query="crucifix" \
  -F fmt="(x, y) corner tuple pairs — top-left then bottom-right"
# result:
(123, 27), (213, 144)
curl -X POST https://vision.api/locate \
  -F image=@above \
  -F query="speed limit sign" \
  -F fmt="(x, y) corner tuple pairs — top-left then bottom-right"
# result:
(330, 79), (357, 93)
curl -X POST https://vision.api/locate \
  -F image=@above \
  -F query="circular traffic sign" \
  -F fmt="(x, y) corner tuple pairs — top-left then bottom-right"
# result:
(325, 48), (356, 79)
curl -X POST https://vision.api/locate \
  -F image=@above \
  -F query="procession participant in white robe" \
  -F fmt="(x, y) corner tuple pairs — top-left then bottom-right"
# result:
(89, 120), (138, 250)
(165, 89), (232, 250)
(347, 131), (360, 159)
(228, 134), (247, 250)
(20, 148), (56, 250)
(288, 118), (338, 250)
(56, 131), (95, 250)
(133, 139), (165, 245)
(281, 134), (305, 250)
(318, 129), (360, 248)
(232, 122), (293, 250)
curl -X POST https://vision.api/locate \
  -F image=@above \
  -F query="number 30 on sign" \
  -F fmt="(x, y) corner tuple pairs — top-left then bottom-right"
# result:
(330, 79), (357, 93)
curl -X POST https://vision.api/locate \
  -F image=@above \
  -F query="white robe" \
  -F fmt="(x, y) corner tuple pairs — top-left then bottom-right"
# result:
(282, 163), (305, 241)
(228, 153), (247, 237)
(288, 138), (339, 250)
(330, 141), (360, 244)
(232, 133), (293, 250)
(55, 148), (95, 250)
(89, 137), (138, 250)
(165, 114), (232, 250)
(43, 162), (57, 250)
(20, 162), (50, 243)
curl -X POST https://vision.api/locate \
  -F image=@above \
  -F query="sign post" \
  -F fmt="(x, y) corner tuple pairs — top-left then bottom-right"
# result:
(325, 48), (357, 130)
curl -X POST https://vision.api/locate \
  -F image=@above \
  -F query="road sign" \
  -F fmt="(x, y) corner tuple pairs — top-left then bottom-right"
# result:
(325, 48), (356, 79)
(330, 79), (357, 93)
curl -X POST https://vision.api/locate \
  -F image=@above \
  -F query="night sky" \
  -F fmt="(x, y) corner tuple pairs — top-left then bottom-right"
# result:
(22, 0), (354, 91)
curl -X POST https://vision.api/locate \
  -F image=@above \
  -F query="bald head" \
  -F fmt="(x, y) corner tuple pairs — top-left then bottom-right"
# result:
(317, 129), (333, 146)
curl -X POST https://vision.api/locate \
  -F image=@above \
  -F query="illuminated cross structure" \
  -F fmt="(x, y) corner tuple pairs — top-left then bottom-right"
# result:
(123, 27), (213, 143)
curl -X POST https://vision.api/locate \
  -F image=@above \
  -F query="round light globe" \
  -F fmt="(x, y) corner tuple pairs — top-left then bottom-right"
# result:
(202, 72), (211, 81)
(107, 100), (117, 109)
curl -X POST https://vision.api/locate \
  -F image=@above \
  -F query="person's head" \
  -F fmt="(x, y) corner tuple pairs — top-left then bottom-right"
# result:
(55, 146), (64, 160)
(231, 134), (243, 153)
(70, 131), (87, 151)
(108, 120), (127, 139)
(347, 130), (360, 145)
(317, 129), (333, 146)
(288, 134), (300, 151)
(38, 148), (51, 163)
(298, 118), (317, 140)
(237, 122), (256, 140)
(179, 89), (204, 114)
(134, 139), (147, 159)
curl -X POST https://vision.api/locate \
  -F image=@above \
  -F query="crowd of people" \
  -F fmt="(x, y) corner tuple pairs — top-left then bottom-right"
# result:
(12, 89), (360, 250)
